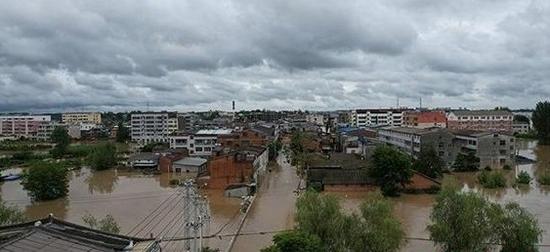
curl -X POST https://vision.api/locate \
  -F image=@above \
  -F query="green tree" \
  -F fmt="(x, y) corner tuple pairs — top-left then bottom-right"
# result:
(412, 146), (445, 178)
(261, 231), (323, 252)
(0, 198), (26, 225)
(452, 152), (480, 172)
(88, 143), (117, 170)
(369, 146), (413, 196)
(82, 213), (120, 234)
(21, 162), (69, 201)
(516, 171), (532, 184)
(513, 115), (530, 124)
(348, 192), (405, 252)
(478, 170), (507, 188)
(495, 203), (543, 252)
(295, 190), (347, 251)
(116, 121), (130, 143)
(533, 101), (550, 144)
(295, 190), (404, 252)
(50, 126), (70, 158)
(268, 139), (283, 160)
(428, 187), (500, 252)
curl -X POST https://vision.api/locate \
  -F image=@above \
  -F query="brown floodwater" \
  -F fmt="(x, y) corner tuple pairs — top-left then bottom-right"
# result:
(329, 139), (550, 252)
(0, 166), (243, 251)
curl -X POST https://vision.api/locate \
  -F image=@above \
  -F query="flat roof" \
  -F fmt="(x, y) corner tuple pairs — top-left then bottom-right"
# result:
(196, 129), (233, 135)
(173, 157), (207, 167)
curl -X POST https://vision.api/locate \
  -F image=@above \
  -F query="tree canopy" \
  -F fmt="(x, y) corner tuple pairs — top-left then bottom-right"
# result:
(260, 231), (323, 252)
(21, 161), (69, 201)
(87, 143), (117, 170)
(452, 152), (480, 172)
(116, 121), (130, 143)
(82, 213), (120, 234)
(412, 146), (445, 178)
(369, 146), (413, 196)
(428, 181), (542, 252)
(532, 101), (550, 144)
(50, 126), (70, 158)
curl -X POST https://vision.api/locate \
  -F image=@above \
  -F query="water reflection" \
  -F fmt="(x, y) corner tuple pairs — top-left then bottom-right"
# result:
(85, 168), (119, 194)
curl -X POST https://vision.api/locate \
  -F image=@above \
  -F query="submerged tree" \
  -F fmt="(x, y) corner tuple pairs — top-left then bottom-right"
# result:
(533, 101), (550, 144)
(0, 198), (26, 226)
(369, 146), (413, 196)
(88, 143), (117, 170)
(495, 203), (543, 252)
(21, 161), (69, 201)
(260, 231), (323, 252)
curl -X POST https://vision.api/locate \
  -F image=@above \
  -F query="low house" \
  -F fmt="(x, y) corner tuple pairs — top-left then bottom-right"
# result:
(172, 157), (207, 175)
(0, 215), (160, 251)
(224, 183), (252, 198)
(158, 151), (187, 173)
(128, 152), (160, 169)
(306, 153), (372, 191)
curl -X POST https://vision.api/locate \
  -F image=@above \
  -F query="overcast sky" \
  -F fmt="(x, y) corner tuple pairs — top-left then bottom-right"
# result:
(0, 0), (549, 112)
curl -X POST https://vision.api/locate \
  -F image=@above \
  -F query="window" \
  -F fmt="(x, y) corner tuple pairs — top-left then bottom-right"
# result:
(196, 147), (203, 151)
(500, 140), (506, 146)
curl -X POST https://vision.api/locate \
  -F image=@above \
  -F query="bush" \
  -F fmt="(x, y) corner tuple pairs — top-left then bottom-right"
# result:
(503, 164), (512, 170)
(478, 171), (506, 188)
(0, 198), (27, 225)
(21, 162), (69, 201)
(169, 179), (180, 186)
(369, 146), (413, 196)
(261, 231), (323, 252)
(538, 173), (550, 186)
(516, 171), (532, 184)
(452, 152), (480, 172)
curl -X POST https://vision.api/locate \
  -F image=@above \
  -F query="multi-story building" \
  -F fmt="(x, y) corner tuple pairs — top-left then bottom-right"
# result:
(36, 121), (64, 140)
(512, 122), (530, 135)
(306, 113), (325, 126)
(446, 110), (513, 132)
(130, 113), (170, 145)
(351, 109), (410, 128)
(0, 115), (51, 137)
(62, 112), (101, 124)
(403, 111), (447, 128)
(378, 127), (458, 167)
(452, 130), (515, 169)
(169, 129), (233, 157)
(177, 113), (199, 132)
(167, 117), (178, 133)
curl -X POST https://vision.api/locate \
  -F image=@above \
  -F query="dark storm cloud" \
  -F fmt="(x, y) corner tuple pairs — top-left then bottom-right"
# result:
(0, 0), (549, 112)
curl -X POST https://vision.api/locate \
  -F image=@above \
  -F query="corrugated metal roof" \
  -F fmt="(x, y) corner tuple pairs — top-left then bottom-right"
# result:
(173, 157), (207, 167)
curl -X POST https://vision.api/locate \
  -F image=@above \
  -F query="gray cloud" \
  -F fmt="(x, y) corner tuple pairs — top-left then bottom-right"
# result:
(0, 0), (549, 112)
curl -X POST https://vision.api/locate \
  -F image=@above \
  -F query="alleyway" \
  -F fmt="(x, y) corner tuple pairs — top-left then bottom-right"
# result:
(231, 153), (300, 251)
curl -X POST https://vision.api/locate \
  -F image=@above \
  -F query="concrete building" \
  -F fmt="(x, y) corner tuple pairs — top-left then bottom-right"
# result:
(351, 109), (410, 128)
(378, 127), (458, 167)
(306, 113), (325, 126)
(512, 121), (530, 134)
(452, 130), (516, 169)
(169, 129), (233, 157)
(172, 157), (207, 174)
(130, 113), (170, 145)
(177, 113), (199, 132)
(0, 115), (51, 137)
(403, 111), (447, 128)
(447, 110), (513, 132)
(167, 116), (178, 133)
(62, 112), (101, 124)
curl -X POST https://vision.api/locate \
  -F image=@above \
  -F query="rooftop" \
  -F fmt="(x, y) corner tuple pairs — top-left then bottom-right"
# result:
(0, 216), (157, 252)
(380, 126), (445, 135)
(196, 129), (233, 135)
(450, 110), (513, 116)
(173, 157), (207, 167)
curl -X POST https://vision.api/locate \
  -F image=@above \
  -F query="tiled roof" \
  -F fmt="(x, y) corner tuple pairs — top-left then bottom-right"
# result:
(0, 216), (157, 252)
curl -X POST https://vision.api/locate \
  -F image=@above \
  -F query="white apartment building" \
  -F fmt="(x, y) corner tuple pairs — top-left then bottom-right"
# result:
(351, 109), (409, 128)
(169, 129), (232, 157)
(62, 112), (101, 124)
(131, 113), (170, 145)
(0, 115), (51, 137)
(167, 117), (178, 133)
(306, 114), (325, 126)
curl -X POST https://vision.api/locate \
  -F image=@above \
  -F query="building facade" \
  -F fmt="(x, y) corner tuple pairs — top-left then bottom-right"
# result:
(169, 129), (233, 156)
(351, 109), (410, 128)
(62, 112), (101, 124)
(512, 122), (530, 134)
(378, 127), (458, 167)
(403, 110), (447, 128)
(0, 115), (51, 137)
(447, 110), (513, 132)
(306, 113), (325, 126)
(453, 130), (515, 169)
(131, 113), (170, 145)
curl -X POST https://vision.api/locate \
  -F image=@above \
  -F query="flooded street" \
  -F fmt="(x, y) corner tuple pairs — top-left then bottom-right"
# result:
(231, 154), (300, 252)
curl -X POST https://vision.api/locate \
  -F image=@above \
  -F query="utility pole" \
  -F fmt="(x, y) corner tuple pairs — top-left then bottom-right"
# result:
(182, 180), (210, 252)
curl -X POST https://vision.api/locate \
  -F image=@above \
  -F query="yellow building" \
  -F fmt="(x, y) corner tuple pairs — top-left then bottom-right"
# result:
(62, 112), (102, 124)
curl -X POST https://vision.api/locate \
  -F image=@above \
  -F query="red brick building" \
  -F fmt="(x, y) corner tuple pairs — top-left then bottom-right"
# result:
(403, 111), (447, 128)
(218, 128), (270, 148)
(206, 146), (269, 189)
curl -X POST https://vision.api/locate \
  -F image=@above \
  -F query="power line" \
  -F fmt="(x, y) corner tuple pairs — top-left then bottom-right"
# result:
(131, 192), (187, 237)
(125, 189), (180, 235)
